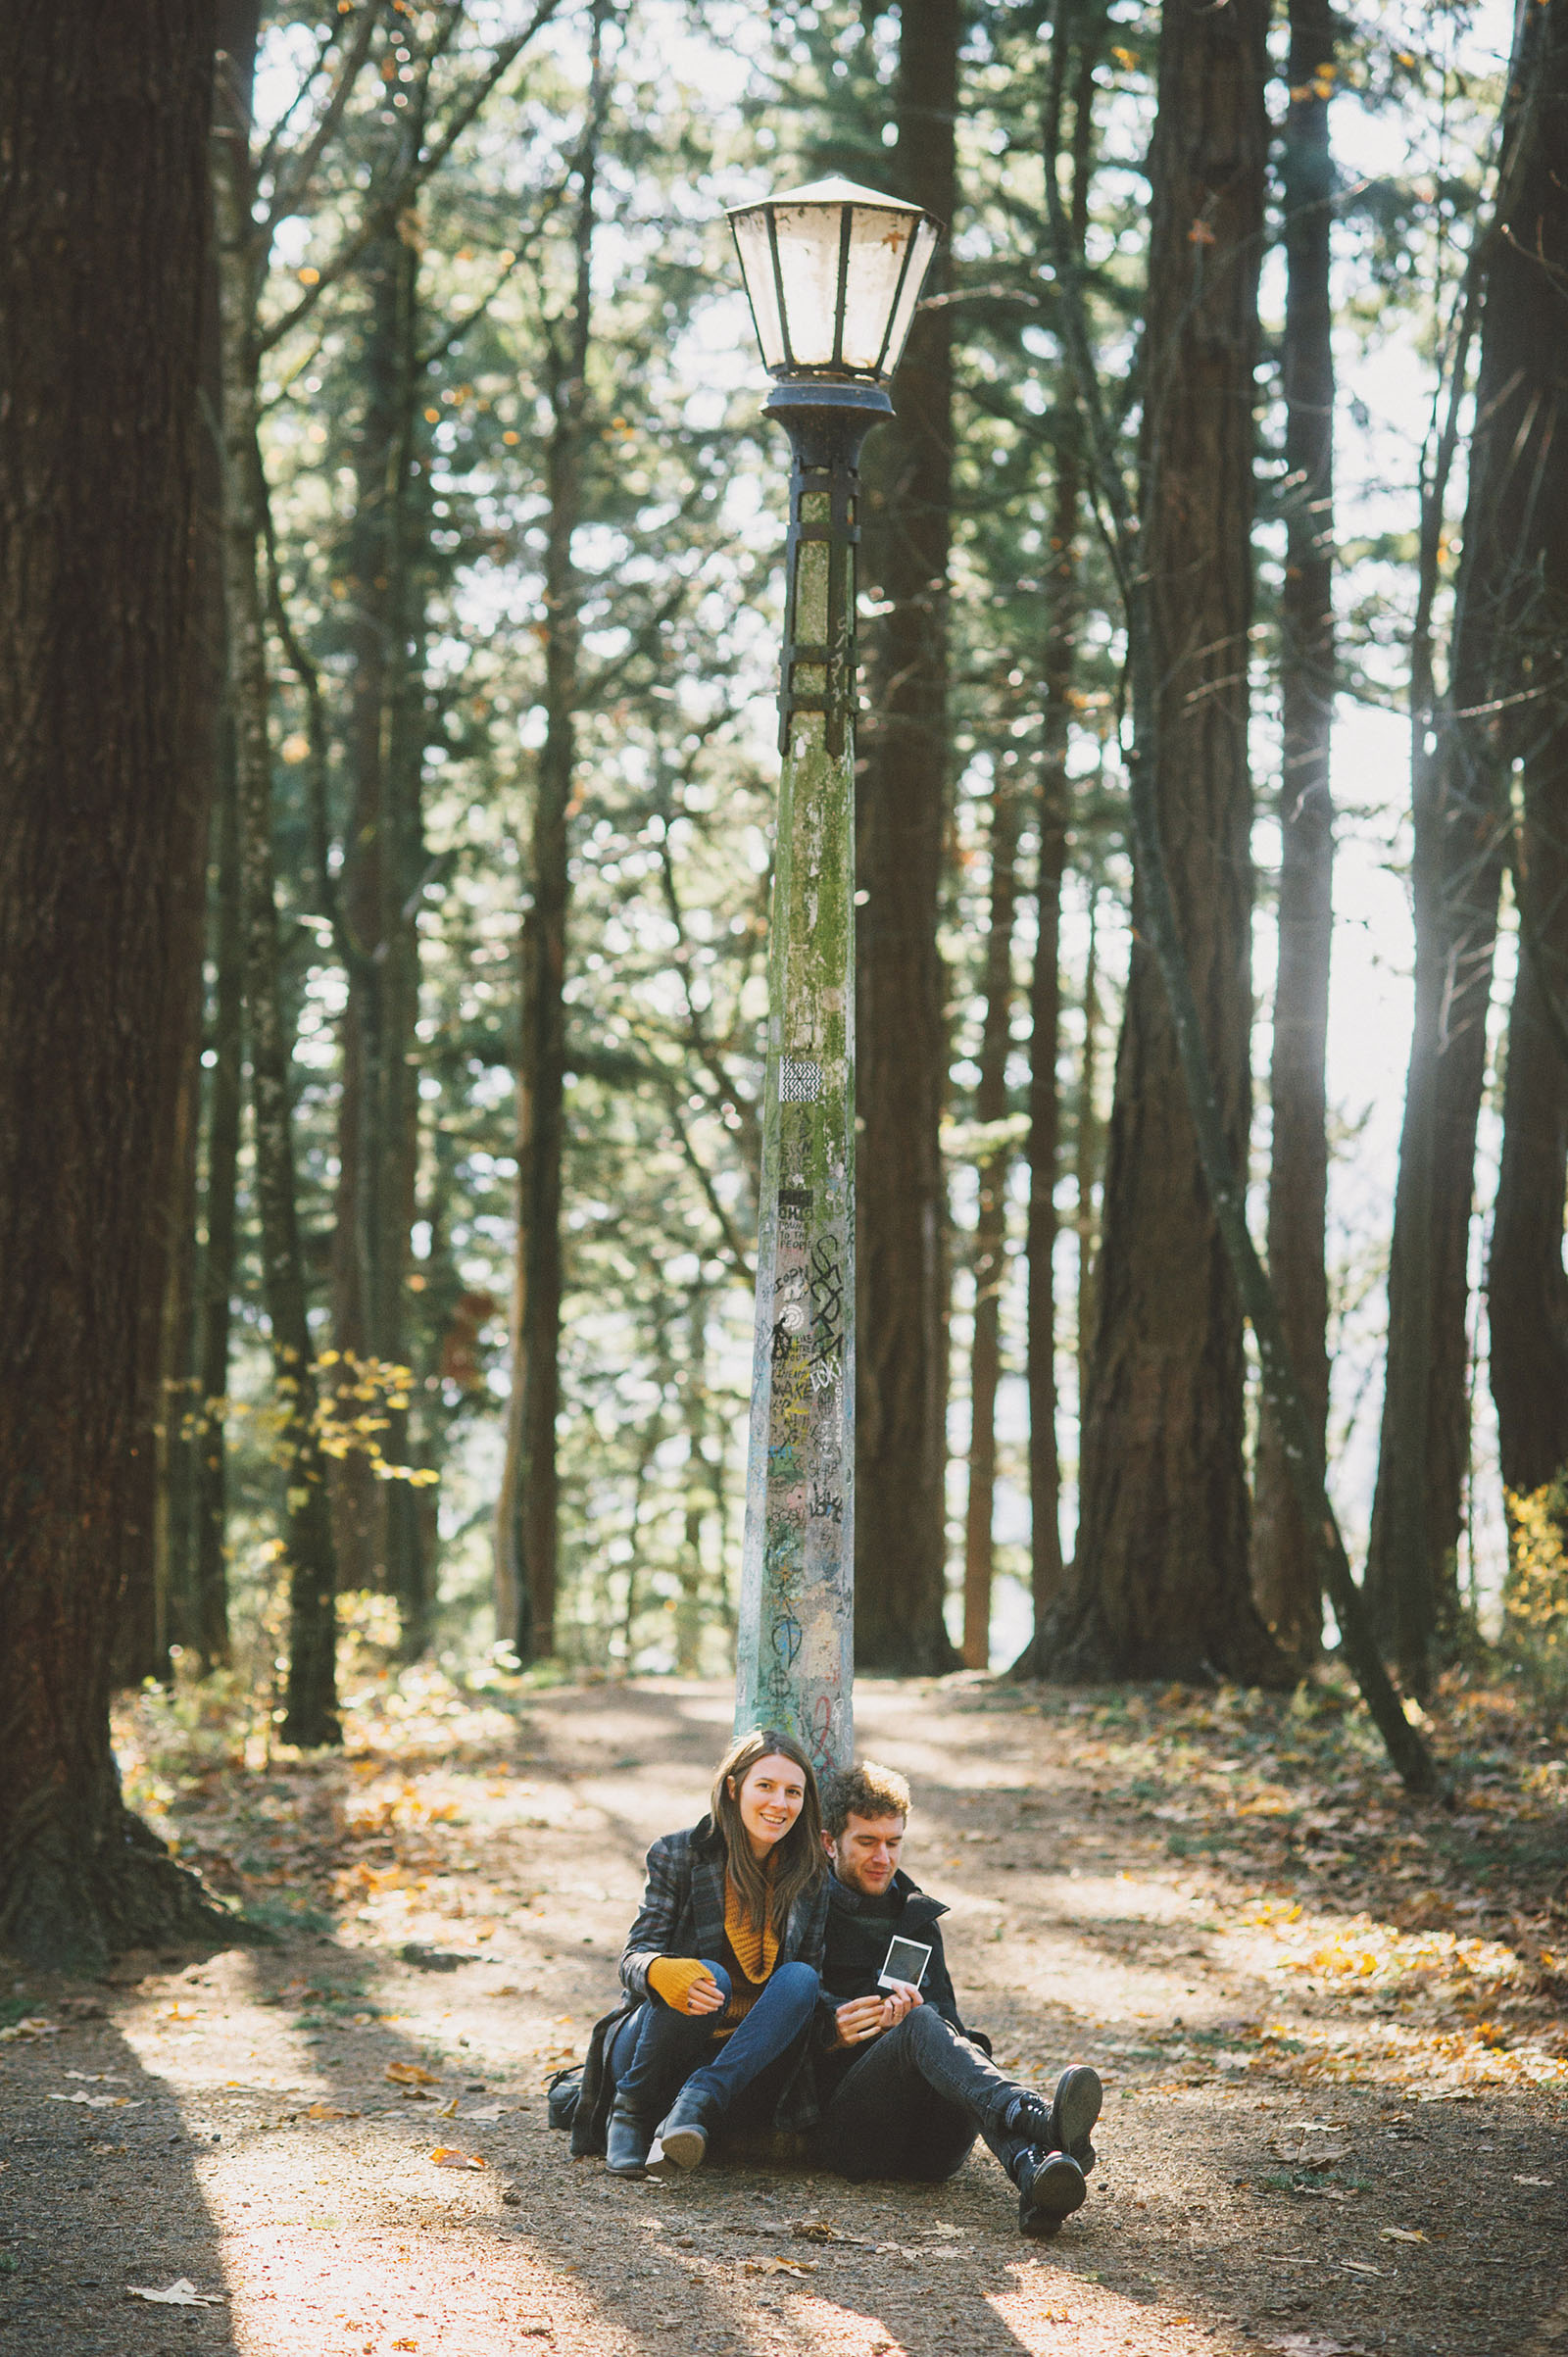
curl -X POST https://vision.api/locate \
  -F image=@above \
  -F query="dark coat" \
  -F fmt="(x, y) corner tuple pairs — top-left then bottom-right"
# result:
(569, 1815), (831, 2156)
(820, 1868), (991, 2050)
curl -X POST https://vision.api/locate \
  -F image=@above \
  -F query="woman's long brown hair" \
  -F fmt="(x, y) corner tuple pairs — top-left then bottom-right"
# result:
(710, 1727), (825, 1938)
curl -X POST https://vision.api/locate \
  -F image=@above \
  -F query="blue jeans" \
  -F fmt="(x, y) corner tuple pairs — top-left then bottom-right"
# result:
(606, 1960), (819, 2126)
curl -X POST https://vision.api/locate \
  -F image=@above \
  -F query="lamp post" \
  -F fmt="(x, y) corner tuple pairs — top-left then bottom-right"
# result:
(727, 177), (942, 1770)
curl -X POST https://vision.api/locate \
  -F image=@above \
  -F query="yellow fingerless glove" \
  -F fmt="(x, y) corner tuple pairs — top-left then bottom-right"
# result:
(647, 1956), (710, 2013)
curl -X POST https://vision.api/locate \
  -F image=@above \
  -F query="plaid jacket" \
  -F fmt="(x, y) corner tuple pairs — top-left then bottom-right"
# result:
(570, 1815), (831, 2156)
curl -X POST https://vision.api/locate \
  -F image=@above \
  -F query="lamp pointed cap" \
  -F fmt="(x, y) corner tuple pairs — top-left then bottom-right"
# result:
(729, 174), (924, 216)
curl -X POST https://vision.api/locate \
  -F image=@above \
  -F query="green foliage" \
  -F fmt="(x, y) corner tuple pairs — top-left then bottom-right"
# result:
(1501, 1477), (1568, 1712)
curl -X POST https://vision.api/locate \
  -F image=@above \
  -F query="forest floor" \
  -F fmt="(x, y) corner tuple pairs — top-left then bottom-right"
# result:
(3, 1667), (1566, 2357)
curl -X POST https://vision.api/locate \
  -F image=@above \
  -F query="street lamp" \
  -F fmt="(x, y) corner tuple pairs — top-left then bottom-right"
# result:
(727, 176), (942, 1770)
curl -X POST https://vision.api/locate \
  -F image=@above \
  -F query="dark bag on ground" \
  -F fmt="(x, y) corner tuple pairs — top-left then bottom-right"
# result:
(547, 2065), (583, 2132)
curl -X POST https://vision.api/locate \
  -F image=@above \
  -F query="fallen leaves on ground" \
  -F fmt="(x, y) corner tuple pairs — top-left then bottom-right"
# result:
(429, 2146), (486, 2169)
(385, 2062), (440, 2086)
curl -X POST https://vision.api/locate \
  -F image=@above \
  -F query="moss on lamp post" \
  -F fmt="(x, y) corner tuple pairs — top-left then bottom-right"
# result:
(734, 476), (858, 1771)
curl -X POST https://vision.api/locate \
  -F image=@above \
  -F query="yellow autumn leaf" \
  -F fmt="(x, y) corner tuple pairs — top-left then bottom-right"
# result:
(430, 2146), (486, 2170)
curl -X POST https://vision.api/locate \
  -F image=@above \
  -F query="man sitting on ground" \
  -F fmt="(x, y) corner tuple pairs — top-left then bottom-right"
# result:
(808, 1760), (1101, 2236)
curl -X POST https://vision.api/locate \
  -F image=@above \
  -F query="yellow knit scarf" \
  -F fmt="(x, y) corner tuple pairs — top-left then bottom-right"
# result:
(723, 1866), (779, 1985)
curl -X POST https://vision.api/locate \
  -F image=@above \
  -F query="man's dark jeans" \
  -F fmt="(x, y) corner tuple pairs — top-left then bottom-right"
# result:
(605, 1959), (818, 2130)
(810, 2004), (1021, 2183)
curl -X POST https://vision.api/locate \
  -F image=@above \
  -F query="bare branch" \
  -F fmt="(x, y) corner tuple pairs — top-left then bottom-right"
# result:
(264, 2), (382, 233)
(258, 0), (565, 357)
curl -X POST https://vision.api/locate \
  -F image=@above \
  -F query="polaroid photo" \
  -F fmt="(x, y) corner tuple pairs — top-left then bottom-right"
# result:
(877, 1935), (933, 1991)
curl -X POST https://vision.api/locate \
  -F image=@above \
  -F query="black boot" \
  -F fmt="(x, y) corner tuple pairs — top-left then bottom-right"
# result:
(1013, 2145), (1087, 2238)
(1046, 2064), (1102, 2174)
(646, 2081), (715, 2178)
(995, 2064), (1102, 2174)
(605, 2100), (654, 2177)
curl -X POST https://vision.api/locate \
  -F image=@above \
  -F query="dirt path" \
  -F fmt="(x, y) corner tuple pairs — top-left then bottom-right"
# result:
(3, 1672), (1564, 2357)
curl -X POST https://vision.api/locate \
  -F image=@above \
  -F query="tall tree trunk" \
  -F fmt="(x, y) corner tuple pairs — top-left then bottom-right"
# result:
(1491, 868), (1568, 1507)
(677, 1289), (710, 1676)
(1017, 16), (1099, 1677)
(1252, 0), (1337, 1663)
(118, 174), (228, 1691)
(213, 8), (341, 1746)
(854, 0), (962, 1673)
(1484, 6), (1568, 1514)
(332, 208), (429, 1649)
(191, 743), (242, 1671)
(160, 155), (232, 1675)
(1367, 0), (1567, 1684)
(496, 13), (605, 1663)
(1049, 0), (1285, 1684)
(961, 774), (1021, 1667)
(1074, 886), (1102, 1427)
(0, 0), (233, 1968)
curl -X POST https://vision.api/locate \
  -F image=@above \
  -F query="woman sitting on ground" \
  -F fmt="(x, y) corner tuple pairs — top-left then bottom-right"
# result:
(570, 1727), (829, 2179)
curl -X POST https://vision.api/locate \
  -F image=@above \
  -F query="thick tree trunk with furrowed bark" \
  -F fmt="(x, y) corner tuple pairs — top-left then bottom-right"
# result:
(1048, 0), (1286, 1685)
(0, 0), (239, 1968)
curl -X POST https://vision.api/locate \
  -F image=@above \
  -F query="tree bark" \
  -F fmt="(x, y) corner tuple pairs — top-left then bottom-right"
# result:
(854, 0), (962, 1673)
(0, 0), (237, 1968)
(1367, 0), (1568, 1682)
(961, 774), (1021, 1668)
(1074, 887), (1102, 1429)
(1039, 4), (1436, 1790)
(1252, 0), (1337, 1663)
(331, 212), (429, 1649)
(1049, 0), (1286, 1684)
(1014, 16), (1100, 1679)
(1484, 6), (1568, 1514)
(496, 12), (605, 1664)
(191, 744), (242, 1671)
(213, 8), (341, 1746)
(1491, 876), (1568, 1506)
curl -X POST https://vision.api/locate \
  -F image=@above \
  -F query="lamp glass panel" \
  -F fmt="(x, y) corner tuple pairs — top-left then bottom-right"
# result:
(878, 217), (941, 375)
(839, 206), (919, 372)
(731, 211), (786, 369)
(769, 200), (848, 367)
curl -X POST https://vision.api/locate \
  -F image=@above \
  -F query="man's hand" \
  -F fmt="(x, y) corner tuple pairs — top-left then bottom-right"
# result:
(880, 1978), (923, 2026)
(683, 1973), (725, 2016)
(831, 1981), (924, 2049)
(832, 1996), (888, 2048)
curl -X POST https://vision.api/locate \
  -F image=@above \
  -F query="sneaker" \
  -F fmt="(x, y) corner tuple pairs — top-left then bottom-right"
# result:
(1046, 2064), (1102, 2174)
(1013, 2145), (1087, 2238)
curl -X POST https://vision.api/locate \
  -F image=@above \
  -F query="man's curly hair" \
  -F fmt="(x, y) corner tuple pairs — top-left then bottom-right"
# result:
(820, 1759), (912, 1839)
